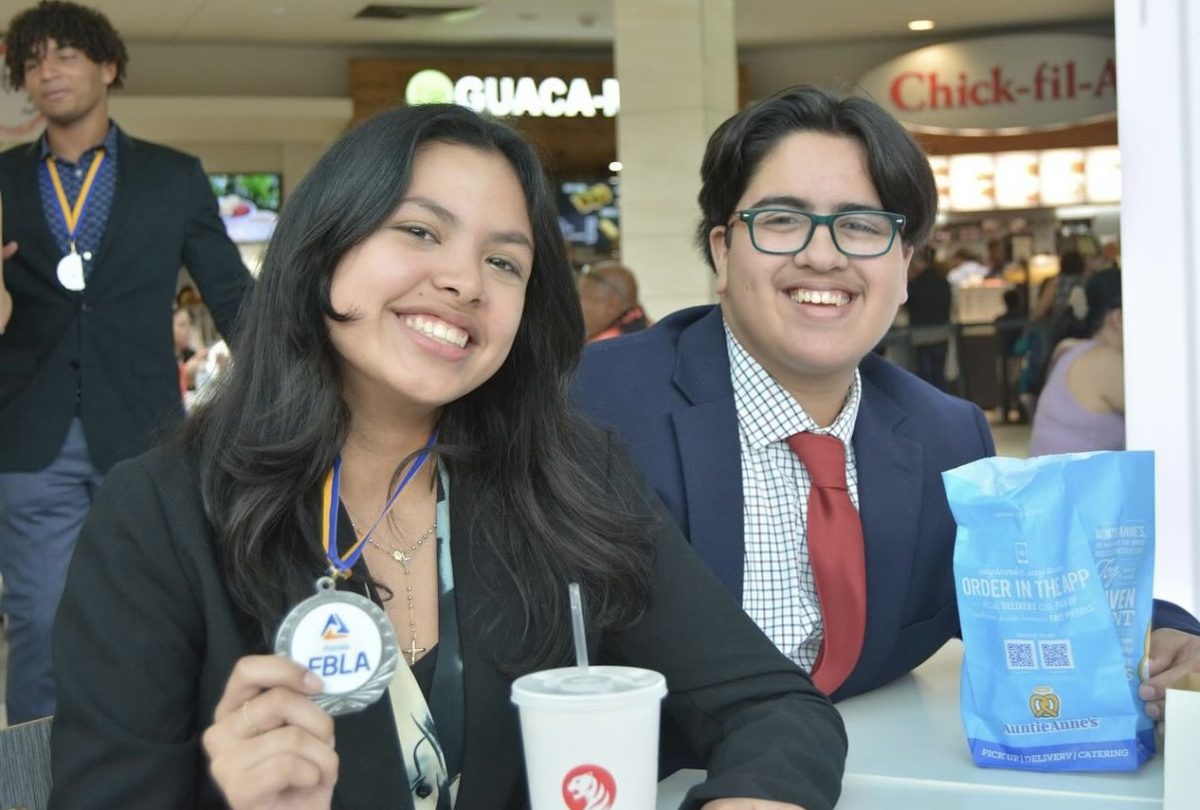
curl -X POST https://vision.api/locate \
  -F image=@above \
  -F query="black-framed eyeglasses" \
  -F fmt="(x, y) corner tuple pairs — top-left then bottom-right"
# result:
(730, 207), (907, 259)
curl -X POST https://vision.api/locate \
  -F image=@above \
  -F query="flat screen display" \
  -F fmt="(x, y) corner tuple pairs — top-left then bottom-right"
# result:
(557, 179), (619, 250)
(209, 172), (281, 244)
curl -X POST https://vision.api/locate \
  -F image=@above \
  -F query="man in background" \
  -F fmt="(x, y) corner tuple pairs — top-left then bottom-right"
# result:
(905, 248), (952, 391)
(0, 0), (252, 723)
(1095, 237), (1121, 273)
(946, 248), (988, 287)
(577, 261), (650, 342)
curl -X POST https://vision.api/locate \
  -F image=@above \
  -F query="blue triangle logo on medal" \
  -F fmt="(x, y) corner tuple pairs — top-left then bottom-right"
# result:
(321, 612), (351, 640)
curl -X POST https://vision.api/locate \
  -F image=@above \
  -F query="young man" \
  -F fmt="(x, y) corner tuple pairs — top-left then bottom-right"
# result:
(575, 86), (1199, 729)
(0, 1), (252, 724)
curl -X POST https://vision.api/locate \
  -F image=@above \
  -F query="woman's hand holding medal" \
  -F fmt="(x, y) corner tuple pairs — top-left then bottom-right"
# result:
(204, 654), (338, 809)
(202, 453), (421, 806)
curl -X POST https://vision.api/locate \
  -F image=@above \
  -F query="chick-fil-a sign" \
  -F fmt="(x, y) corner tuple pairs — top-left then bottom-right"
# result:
(857, 34), (1115, 133)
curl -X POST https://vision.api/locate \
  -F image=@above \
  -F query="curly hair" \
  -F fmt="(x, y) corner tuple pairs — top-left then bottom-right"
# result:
(4, 1), (128, 91)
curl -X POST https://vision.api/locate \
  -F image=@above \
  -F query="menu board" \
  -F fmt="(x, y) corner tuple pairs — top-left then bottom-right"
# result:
(557, 179), (620, 250)
(1038, 149), (1087, 206)
(932, 146), (1120, 212)
(1085, 146), (1121, 202)
(947, 154), (996, 212)
(994, 152), (1041, 209)
(929, 156), (951, 213)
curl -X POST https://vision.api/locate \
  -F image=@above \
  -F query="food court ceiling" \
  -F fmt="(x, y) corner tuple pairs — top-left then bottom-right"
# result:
(0, 0), (1112, 47)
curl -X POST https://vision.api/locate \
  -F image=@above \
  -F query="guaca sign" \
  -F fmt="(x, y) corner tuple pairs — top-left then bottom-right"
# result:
(406, 69), (620, 118)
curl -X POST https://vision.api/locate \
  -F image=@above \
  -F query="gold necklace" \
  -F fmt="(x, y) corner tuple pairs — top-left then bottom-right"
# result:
(353, 516), (437, 665)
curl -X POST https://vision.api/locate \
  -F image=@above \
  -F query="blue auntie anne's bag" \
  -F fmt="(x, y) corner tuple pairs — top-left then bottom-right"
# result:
(943, 451), (1155, 772)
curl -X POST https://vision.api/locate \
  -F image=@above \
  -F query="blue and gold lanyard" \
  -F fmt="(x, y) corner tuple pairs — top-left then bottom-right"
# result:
(45, 149), (106, 257)
(321, 432), (437, 579)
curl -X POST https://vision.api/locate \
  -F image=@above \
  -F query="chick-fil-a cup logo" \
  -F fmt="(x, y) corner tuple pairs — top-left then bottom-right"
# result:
(561, 764), (616, 810)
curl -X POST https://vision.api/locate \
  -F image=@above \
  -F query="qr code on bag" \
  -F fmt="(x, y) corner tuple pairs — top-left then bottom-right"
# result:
(1004, 640), (1038, 670)
(1039, 639), (1075, 669)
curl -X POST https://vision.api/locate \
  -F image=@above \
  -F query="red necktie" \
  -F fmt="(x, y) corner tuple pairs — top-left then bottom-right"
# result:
(787, 432), (867, 695)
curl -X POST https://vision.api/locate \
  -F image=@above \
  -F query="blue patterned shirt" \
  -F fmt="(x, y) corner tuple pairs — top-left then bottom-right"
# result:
(37, 121), (119, 281)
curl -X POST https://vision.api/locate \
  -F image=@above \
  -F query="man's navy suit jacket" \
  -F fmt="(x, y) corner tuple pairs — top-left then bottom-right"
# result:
(574, 305), (1199, 701)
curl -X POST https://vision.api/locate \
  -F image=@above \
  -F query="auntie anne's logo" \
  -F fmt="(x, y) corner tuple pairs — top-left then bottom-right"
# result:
(1030, 686), (1061, 718)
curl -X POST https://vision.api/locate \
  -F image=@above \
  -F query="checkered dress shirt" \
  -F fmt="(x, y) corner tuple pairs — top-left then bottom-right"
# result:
(726, 321), (862, 671)
(38, 122), (119, 282)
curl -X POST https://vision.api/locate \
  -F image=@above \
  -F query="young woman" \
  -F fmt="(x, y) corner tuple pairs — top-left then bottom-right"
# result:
(48, 105), (845, 810)
(1028, 267), (1125, 456)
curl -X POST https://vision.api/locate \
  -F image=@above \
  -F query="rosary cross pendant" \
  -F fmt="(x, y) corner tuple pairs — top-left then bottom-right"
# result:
(405, 638), (426, 665)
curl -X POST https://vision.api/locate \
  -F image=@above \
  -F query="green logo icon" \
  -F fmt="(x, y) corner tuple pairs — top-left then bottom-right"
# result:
(405, 69), (456, 106)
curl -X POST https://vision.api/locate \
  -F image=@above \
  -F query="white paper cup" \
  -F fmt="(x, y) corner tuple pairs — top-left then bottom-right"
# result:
(512, 666), (667, 810)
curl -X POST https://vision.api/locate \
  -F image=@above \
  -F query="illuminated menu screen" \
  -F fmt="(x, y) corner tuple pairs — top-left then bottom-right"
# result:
(947, 154), (995, 212)
(994, 152), (1040, 209)
(1039, 149), (1087, 206)
(1085, 146), (1121, 202)
(929, 156), (951, 213)
(932, 146), (1119, 212)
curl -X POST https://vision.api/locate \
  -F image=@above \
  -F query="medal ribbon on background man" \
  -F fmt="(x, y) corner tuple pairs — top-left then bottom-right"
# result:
(45, 150), (105, 291)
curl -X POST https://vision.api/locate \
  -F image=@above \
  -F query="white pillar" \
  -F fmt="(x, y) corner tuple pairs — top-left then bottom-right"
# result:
(1116, 0), (1199, 613)
(612, 0), (738, 319)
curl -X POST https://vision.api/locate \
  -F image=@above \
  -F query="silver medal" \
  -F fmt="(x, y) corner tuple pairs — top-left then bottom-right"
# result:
(56, 252), (85, 291)
(275, 576), (400, 715)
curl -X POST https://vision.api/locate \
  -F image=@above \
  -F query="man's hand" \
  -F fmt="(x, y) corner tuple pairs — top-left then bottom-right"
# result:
(0, 240), (19, 334)
(1139, 627), (1200, 726)
(701, 801), (806, 809)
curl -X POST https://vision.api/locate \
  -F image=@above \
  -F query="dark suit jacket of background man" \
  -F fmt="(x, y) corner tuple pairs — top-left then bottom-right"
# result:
(574, 305), (1200, 702)
(0, 127), (252, 473)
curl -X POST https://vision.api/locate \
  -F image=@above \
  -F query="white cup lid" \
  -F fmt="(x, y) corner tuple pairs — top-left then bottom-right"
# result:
(511, 666), (666, 710)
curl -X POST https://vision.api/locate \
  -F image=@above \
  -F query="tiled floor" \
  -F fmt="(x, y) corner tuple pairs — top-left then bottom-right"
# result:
(991, 420), (1033, 459)
(0, 419), (1031, 729)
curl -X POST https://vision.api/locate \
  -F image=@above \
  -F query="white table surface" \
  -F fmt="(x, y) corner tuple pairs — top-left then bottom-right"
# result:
(657, 640), (1162, 809)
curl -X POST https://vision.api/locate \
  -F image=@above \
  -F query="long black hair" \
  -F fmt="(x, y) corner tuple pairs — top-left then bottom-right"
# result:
(183, 104), (653, 673)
